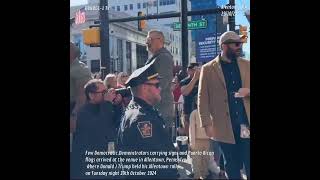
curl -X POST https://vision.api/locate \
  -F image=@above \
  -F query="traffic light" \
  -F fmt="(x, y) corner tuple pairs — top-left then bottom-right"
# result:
(82, 27), (100, 45)
(239, 25), (248, 36)
(138, 11), (146, 31)
(239, 25), (248, 43)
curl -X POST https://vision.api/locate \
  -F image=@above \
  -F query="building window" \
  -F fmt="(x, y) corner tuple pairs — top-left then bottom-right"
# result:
(136, 44), (148, 68)
(116, 39), (123, 72)
(143, 2), (147, 8)
(130, 4), (133, 10)
(137, 3), (141, 9)
(91, 60), (100, 73)
(153, 1), (157, 7)
(112, 6), (115, 10)
(176, 48), (178, 55)
(117, 6), (120, 11)
(124, 5), (128, 11)
(159, 0), (175, 6)
(163, 0), (167, 5)
(126, 41), (132, 73)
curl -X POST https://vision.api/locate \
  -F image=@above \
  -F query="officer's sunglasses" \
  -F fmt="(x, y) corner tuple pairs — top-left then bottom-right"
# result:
(144, 82), (160, 89)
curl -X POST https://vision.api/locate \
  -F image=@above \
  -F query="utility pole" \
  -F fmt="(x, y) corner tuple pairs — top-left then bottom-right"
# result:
(215, 11), (218, 57)
(181, 0), (188, 76)
(157, 0), (159, 21)
(229, 0), (235, 31)
(245, 10), (250, 23)
(99, 0), (110, 79)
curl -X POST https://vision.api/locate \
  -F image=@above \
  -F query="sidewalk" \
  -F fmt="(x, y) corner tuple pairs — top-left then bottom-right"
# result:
(177, 154), (221, 179)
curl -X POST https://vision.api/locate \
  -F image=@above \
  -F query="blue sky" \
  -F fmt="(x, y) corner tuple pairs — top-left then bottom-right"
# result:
(234, 0), (250, 58)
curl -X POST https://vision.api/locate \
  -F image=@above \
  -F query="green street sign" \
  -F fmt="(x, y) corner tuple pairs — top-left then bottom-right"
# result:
(173, 19), (207, 30)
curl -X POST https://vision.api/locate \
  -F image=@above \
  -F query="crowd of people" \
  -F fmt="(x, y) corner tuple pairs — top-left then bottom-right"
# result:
(70, 30), (250, 179)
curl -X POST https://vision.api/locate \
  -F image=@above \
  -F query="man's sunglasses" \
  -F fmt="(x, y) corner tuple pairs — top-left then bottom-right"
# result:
(146, 37), (161, 41)
(225, 42), (243, 47)
(143, 82), (160, 89)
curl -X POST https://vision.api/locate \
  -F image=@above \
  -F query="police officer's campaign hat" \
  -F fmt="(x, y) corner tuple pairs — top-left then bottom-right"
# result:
(125, 60), (161, 87)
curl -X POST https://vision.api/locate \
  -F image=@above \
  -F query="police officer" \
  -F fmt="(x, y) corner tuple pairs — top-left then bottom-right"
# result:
(117, 61), (179, 179)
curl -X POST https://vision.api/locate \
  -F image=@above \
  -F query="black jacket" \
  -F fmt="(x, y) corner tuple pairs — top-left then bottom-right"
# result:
(71, 101), (116, 179)
(117, 97), (179, 179)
